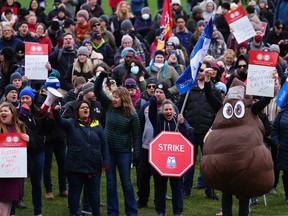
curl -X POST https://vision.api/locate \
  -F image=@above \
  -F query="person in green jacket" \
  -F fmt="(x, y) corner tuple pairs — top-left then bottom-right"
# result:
(94, 71), (141, 216)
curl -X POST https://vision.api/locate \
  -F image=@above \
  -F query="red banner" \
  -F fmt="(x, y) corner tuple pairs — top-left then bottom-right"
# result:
(157, 0), (173, 50)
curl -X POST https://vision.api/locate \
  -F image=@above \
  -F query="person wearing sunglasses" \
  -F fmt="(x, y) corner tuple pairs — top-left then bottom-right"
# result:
(265, 19), (288, 57)
(226, 54), (249, 90)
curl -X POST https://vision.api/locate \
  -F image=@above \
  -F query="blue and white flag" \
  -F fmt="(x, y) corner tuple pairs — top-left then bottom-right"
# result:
(276, 77), (288, 108)
(176, 17), (214, 95)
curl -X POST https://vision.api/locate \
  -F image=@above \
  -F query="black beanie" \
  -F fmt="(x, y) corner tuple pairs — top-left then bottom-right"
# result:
(155, 82), (171, 98)
(5, 84), (17, 97)
(154, 50), (165, 58)
(146, 77), (158, 87)
(221, 2), (231, 10)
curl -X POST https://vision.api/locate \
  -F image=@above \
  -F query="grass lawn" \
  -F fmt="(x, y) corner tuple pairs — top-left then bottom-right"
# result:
(14, 0), (288, 215)
(14, 158), (288, 216)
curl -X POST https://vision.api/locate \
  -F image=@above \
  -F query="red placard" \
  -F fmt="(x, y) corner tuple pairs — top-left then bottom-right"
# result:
(249, 50), (278, 67)
(1, 6), (18, 15)
(0, 133), (26, 148)
(149, 131), (194, 177)
(25, 43), (48, 55)
(224, 7), (246, 24)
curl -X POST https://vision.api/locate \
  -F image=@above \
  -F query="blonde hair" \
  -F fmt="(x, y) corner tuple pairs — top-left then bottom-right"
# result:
(115, 1), (130, 20)
(0, 102), (24, 133)
(112, 87), (134, 116)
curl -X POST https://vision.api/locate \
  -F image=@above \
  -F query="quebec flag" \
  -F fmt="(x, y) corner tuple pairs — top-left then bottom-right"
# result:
(176, 17), (214, 95)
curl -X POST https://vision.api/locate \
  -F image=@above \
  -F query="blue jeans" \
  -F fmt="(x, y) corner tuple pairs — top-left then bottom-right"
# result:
(67, 172), (101, 216)
(29, 151), (45, 215)
(106, 152), (138, 216)
(43, 139), (67, 193)
(152, 168), (183, 215)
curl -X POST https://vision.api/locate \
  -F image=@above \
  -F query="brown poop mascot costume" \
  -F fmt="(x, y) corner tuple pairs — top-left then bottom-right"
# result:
(200, 78), (274, 199)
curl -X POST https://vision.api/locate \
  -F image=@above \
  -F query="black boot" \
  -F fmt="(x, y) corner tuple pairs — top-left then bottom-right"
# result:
(282, 174), (288, 204)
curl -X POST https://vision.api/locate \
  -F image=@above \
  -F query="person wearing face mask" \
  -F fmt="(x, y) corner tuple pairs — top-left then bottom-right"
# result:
(226, 54), (249, 90)
(249, 30), (265, 51)
(122, 59), (151, 92)
(134, 7), (154, 38)
(146, 50), (179, 95)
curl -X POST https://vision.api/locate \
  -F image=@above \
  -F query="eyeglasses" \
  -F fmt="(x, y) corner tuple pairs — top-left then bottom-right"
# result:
(237, 65), (247, 69)
(8, 91), (18, 94)
(276, 26), (283, 30)
(93, 23), (101, 27)
(147, 85), (156, 89)
(199, 69), (204, 72)
(173, 4), (179, 6)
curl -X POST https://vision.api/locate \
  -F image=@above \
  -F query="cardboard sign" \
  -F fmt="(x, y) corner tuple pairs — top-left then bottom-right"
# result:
(246, 50), (278, 97)
(225, 7), (256, 44)
(0, 133), (27, 178)
(25, 43), (48, 80)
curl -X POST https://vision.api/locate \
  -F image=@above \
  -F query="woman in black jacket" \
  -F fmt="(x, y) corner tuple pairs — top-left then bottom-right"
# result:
(148, 95), (193, 216)
(53, 101), (110, 216)
(18, 87), (46, 216)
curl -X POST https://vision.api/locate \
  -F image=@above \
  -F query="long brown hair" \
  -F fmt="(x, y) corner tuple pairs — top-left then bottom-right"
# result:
(112, 87), (134, 116)
(0, 102), (24, 133)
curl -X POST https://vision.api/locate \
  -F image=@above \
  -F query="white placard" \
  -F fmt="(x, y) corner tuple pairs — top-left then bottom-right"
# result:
(246, 64), (274, 97)
(225, 7), (256, 44)
(25, 55), (48, 80)
(0, 134), (27, 178)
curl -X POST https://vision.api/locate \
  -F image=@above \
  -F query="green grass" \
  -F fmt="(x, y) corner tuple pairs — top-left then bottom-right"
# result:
(13, 157), (288, 216)
(15, 0), (288, 215)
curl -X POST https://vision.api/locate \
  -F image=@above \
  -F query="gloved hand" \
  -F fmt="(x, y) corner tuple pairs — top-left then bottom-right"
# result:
(102, 164), (110, 171)
(98, 71), (109, 79)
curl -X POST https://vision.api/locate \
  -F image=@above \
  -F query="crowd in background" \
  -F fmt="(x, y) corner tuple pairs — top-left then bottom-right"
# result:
(0, 0), (287, 215)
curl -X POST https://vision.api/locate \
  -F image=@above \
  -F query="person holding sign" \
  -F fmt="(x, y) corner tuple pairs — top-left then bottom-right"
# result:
(0, 102), (29, 216)
(148, 93), (193, 216)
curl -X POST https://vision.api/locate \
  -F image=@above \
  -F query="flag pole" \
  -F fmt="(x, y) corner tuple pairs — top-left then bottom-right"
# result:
(175, 90), (190, 132)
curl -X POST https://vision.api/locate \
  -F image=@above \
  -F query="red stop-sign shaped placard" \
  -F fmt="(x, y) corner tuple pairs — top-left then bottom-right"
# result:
(149, 131), (194, 177)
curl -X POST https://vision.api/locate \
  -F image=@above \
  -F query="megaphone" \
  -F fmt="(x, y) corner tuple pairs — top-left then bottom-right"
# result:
(39, 87), (62, 115)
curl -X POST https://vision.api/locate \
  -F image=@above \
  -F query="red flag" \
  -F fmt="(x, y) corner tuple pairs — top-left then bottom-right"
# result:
(157, 0), (173, 50)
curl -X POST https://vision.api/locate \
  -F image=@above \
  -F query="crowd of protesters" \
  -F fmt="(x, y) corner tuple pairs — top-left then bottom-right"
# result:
(0, 0), (288, 215)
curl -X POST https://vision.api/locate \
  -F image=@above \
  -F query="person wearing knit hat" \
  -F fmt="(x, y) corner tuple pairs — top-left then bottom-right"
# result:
(76, 10), (89, 21)
(81, 82), (94, 95)
(44, 72), (61, 89)
(237, 41), (249, 55)
(121, 35), (133, 48)
(270, 44), (280, 53)
(171, 0), (181, 6)
(121, 19), (134, 31)
(125, 78), (137, 89)
(155, 82), (171, 100)
(125, 78), (140, 105)
(20, 87), (34, 100)
(146, 49), (179, 95)
(121, 47), (136, 58)
(141, 7), (150, 15)
(4, 84), (18, 98)
(77, 46), (90, 57)
(197, 20), (206, 28)
(91, 32), (102, 41)
(10, 72), (22, 84)
(99, 15), (109, 25)
(75, 10), (90, 45)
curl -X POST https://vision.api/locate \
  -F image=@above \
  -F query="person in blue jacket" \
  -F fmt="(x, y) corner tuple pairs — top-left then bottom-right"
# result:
(53, 101), (110, 216)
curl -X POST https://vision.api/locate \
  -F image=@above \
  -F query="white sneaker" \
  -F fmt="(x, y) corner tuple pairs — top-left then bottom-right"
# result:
(269, 188), (277, 195)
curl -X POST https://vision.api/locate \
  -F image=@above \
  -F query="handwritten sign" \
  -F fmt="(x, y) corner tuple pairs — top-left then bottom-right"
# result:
(225, 7), (256, 44)
(246, 50), (278, 97)
(0, 133), (27, 178)
(25, 43), (48, 80)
